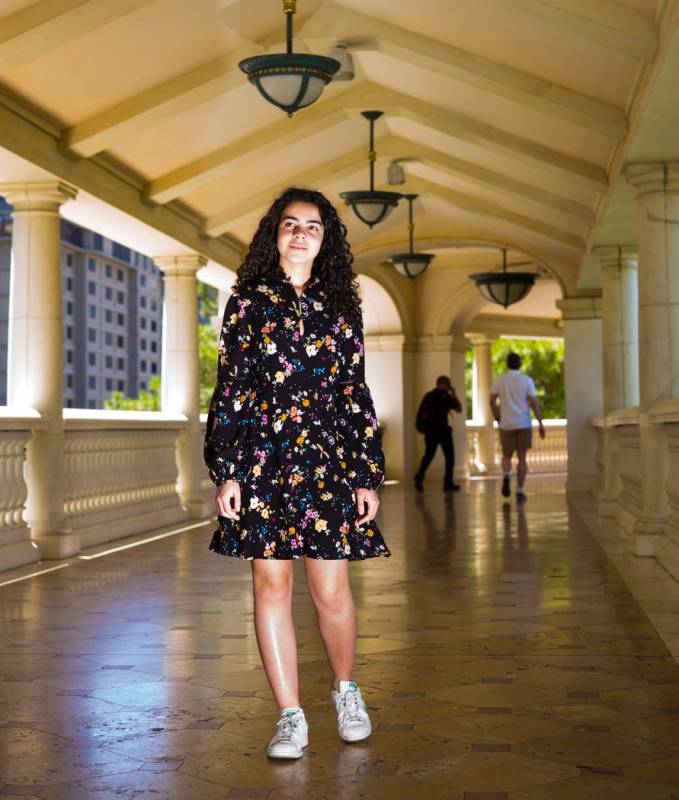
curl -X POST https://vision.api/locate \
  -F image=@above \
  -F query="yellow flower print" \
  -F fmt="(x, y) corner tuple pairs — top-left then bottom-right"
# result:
(315, 519), (328, 532)
(365, 427), (374, 438)
(302, 399), (310, 407)
(253, 464), (262, 477)
(275, 371), (285, 383)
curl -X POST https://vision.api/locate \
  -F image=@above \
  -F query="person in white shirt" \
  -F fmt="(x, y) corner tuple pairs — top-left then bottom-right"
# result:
(489, 352), (545, 502)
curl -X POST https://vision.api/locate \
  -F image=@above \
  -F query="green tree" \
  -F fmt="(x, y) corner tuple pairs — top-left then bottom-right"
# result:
(105, 374), (161, 411)
(466, 338), (565, 419)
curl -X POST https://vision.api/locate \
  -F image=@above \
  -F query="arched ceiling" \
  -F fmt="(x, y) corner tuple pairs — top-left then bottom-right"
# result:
(0, 0), (673, 294)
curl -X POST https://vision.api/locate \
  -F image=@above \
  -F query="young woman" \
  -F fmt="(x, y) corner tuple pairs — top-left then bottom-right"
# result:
(204, 187), (390, 759)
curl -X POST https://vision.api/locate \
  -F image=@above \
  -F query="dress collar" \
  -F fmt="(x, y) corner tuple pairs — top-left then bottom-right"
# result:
(267, 269), (323, 299)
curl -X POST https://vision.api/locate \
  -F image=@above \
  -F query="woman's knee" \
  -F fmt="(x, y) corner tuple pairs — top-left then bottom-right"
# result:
(252, 563), (293, 600)
(312, 580), (351, 614)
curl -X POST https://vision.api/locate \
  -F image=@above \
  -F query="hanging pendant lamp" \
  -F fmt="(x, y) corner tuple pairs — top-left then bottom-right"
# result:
(469, 248), (537, 308)
(239, 0), (340, 117)
(388, 194), (434, 278)
(339, 111), (402, 227)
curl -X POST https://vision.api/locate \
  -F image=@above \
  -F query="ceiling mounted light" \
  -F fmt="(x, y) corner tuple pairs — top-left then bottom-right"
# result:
(388, 194), (434, 279)
(239, 0), (340, 117)
(340, 111), (402, 227)
(329, 43), (355, 81)
(469, 248), (538, 308)
(387, 157), (420, 186)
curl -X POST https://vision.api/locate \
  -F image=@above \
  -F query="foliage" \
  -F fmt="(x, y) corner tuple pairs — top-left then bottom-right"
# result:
(466, 338), (565, 419)
(105, 374), (161, 411)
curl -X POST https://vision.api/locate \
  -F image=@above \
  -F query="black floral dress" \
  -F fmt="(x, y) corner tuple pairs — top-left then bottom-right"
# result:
(204, 269), (391, 561)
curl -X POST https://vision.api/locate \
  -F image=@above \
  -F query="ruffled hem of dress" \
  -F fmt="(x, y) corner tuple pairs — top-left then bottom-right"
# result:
(208, 527), (391, 561)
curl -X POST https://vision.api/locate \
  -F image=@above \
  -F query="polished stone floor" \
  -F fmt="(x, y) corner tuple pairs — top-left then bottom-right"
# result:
(2, 477), (679, 799)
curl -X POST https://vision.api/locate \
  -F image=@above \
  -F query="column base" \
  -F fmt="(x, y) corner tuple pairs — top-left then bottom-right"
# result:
(182, 496), (211, 520)
(34, 531), (81, 559)
(0, 539), (41, 572)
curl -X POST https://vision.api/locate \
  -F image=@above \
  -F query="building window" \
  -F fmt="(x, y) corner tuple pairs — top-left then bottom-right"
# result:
(151, 341), (157, 353)
(88, 328), (96, 343)
(88, 258), (96, 272)
(66, 350), (73, 364)
(88, 305), (96, 319)
(105, 355), (113, 368)
(117, 313), (124, 326)
(66, 326), (73, 340)
(140, 274), (146, 287)
(105, 287), (113, 301)
(88, 376), (96, 390)
(105, 332), (113, 346)
(151, 300), (157, 311)
(66, 301), (73, 316)
(141, 359), (147, 371)
(140, 381), (147, 390)
(150, 320), (157, 332)
(117, 335), (125, 348)
(66, 374), (73, 388)
(105, 264), (113, 278)
(140, 296), (147, 308)
(140, 339), (147, 351)
(88, 399), (96, 409)
(66, 277), (73, 292)
(105, 309), (112, 323)
(117, 268), (124, 282)
(93, 233), (103, 251)
(66, 253), (73, 267)
(105, 378), (113, 391)
(150, 362), (158, 374)
(117, 291), (124, 304)
(117, 357), (125, 370)
(140, 317), (147, 329)
(88, 352), (96, 366)
(88, 281), (96, 295)
(117, 380), (125, 391)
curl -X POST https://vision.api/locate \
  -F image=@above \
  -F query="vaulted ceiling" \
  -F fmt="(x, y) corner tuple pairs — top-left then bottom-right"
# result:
(0, 0), (674, 296)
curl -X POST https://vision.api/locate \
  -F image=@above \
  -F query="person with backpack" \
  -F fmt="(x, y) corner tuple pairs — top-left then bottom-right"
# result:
(414, 375), (462, 492)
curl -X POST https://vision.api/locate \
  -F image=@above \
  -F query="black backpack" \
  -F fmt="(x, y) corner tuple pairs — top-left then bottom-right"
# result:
(415, 391), (433, 434)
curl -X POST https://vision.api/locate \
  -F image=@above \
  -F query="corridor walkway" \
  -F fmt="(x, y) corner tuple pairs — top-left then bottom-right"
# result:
(1, 479), (679, 799)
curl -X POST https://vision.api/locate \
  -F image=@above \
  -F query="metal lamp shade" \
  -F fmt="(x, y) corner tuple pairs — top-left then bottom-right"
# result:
(339, 190), (402, 227)
(239, 54), (339, 116)
(390, 252), (434, 278)
(469, 272), (536, 308)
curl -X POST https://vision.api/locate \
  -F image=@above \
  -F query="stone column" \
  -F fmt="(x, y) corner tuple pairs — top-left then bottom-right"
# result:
(0, 181), (78, 558)
(156, 254), (208, 519)
(623, 162), (679, 545)
(470, 334), (496, 473)
(414, 334), (469, 482)
(556, 297), (603, 493)
(593, 246), (639, 514)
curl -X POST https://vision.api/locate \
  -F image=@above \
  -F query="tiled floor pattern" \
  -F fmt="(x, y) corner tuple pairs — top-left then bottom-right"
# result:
(1, 477), (679, 798)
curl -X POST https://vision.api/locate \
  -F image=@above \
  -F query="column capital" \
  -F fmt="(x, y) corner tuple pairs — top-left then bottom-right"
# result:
(0, 181), (77, 211)
(624, 162), (679, 196)
(415, 333), (467, 353)
(468, 333), (495, 347)
(155, 253), (208, 277)
(556, 296), (602, 320)
(592, 245), (638, 272)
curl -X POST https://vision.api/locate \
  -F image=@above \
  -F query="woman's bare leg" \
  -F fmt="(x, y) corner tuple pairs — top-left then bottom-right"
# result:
(251, 560), (299, 709)
(304, 558), (356, 690)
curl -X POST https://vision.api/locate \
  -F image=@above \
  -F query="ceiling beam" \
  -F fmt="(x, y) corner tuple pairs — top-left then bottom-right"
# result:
(379, 135), (594, 224)
(202, 147), (369, 236)
(489, 0), (657, 62)
(299, 3), (627, 138)
(0, 0), (159, 74)
(349, 85), (608, 190)
(403, 175), (584, 251)
(145, 105), (352, 204)
(61, 47), (263, 157)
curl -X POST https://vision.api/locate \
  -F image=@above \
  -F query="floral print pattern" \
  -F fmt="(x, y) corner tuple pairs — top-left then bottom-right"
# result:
(204, 269), (390, 561)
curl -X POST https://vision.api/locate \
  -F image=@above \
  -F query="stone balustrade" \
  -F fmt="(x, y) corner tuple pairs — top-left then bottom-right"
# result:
(466, 419), (567, 476)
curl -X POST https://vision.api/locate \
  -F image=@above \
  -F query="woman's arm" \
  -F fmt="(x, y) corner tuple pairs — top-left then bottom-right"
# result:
(334, 313), (385, 491)
(204, 290), (258, 486)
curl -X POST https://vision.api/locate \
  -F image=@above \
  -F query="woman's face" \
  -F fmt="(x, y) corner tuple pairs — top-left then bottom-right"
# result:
(276, 201), (324, 268)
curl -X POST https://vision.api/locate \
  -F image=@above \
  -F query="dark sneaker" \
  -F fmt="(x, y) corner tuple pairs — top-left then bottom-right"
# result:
(501, 475), (511, 497)
(414, 476), (424, 492)
(516, 490), (527, 503)
(444, 483), (460, 492)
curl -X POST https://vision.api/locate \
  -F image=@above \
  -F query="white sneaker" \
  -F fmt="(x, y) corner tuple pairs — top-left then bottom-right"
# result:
(331, 680), (372, 742)
(265, 709), (308, 759)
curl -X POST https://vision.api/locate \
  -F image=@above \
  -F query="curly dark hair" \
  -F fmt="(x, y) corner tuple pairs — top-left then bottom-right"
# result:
(233, 187), (363, 325)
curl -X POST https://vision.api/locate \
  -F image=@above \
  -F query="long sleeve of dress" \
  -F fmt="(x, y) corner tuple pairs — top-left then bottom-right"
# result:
(204, 290), (257, 486)
(334, 313), (385, 490)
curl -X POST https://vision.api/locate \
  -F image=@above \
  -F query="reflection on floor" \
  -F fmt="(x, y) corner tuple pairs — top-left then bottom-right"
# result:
(2, 477), (679, 799)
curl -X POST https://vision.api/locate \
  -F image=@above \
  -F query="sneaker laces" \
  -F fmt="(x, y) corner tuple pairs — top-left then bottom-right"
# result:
(341, 690), (364, 724)
(275, 715), (300, 742)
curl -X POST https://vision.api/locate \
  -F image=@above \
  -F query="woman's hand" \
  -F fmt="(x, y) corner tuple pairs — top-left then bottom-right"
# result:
(355, 487), (379, 526)
(216, 480), (241, 520)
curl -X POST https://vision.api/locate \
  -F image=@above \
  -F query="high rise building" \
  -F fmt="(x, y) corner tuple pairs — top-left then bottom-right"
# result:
(0, 202), (163, 408)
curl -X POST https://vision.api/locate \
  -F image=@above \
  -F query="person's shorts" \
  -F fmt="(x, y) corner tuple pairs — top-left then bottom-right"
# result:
(499, 427), (533, 453)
